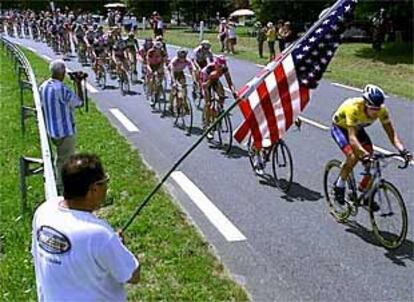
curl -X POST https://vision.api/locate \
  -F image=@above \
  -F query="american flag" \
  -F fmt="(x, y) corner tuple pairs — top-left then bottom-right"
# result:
(234, 0), (358, 148)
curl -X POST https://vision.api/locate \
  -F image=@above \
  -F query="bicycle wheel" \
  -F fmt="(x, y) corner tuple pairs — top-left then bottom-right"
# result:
(98, 66), (106, 89)
(216, 112), (233, 153)
(323, 159), (351, 223)
(369, 181), (408, 249)
(271, 140), (293, 192)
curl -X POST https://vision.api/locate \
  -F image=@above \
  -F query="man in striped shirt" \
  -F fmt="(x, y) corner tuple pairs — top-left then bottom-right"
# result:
(39, 60), (84, 193)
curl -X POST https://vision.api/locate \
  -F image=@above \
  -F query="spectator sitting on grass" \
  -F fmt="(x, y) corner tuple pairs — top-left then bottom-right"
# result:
(32, 153), (140, 301)
(39, 60), (83, 194)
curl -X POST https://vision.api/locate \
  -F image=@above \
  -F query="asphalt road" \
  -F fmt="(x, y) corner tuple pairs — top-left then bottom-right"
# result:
(6, 33), (414, 302)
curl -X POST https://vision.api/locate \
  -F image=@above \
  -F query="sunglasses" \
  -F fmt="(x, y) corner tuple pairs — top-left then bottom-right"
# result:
(95, 175), (110, 186)
(366, 105), (381, 111)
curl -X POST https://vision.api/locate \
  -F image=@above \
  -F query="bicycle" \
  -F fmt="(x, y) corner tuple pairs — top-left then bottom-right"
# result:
(171, 82), (193, 135)
(323, 152), (410, 249)
(149, 71), (166, 115)
(247, 137), (294, 192)
(203, 83), (233, 153)
(117, 62), (130, 96)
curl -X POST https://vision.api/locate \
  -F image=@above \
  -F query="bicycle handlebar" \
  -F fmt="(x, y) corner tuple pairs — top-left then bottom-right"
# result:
(371, 152), (410, 169)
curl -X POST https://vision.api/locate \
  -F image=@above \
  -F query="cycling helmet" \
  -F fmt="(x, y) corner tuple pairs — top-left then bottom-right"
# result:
(177, 48), (188, 58)
(362, 84), (385, 108)
(200, 39), (211, 49)
(155, 35), (163, 41)
(154, 41), (163, 49)
(215, 55), (226, 66)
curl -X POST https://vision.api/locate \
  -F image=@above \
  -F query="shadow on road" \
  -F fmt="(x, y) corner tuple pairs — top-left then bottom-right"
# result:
(345, 220), (414, 266)
(224, 145), (249, 159)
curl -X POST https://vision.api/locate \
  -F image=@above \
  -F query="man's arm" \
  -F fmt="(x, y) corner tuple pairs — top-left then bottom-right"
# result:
(382, 121), (405, 152)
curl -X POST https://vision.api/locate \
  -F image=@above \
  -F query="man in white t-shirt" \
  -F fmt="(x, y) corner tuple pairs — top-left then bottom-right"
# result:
(32, 153), (140, 302)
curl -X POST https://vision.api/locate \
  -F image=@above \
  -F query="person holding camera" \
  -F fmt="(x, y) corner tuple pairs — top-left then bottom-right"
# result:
(39, 59), (84, 193)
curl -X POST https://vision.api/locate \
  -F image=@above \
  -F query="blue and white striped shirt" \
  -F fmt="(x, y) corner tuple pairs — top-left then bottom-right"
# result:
(39, 78), (83, 139)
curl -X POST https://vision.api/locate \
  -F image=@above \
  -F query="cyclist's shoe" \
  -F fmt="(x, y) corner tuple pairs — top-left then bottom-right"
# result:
(150, 98), (155, 108)
(333, 185), (346, 206)
(253, 156), (264, 176)
(206, 132), (213, 140)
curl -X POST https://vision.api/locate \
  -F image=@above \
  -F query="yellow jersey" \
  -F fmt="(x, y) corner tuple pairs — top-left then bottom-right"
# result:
(332, 97), (390, 129)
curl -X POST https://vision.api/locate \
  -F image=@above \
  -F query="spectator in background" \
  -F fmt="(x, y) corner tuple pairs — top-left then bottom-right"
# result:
(32, 153), (140, 301)
(256, 22), (267, 58)
(39, 60), (84, 193)
(276, 19), (284, 52)
(226, 21), (237, 54)
(150, 11), (163, 37)
(217, 18), (227, 52)
(279, 21), (294, 51)
(371, 8), (386, 51)
(266, 22), (276, 60)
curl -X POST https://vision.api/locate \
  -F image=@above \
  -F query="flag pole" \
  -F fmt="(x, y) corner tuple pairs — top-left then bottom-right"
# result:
(121, 95), (242, 232)
(122, 0), (349, 232)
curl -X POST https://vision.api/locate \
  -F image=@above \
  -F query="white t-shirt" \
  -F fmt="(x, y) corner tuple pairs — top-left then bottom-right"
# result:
(32, 197), (139, 302)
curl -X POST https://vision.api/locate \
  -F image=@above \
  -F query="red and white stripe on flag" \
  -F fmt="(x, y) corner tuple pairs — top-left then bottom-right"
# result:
(234, 54), (310, 149)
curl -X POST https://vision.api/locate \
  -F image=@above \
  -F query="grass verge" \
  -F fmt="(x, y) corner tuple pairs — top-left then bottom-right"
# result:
(0, 45), (249, 301)
(138, 28), (414, 100)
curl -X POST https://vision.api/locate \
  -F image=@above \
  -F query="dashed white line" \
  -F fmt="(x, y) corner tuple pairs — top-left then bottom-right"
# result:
(109, 108), (139, 132)
(26, 46), (36, 53)
(86, 82), (98, 93)
(41, 54), (52, 61)
(332, 83), (362, 93)
(171, 171), (247, 242)
(299, 115), (330, 131)
(256, 64), (265, 68)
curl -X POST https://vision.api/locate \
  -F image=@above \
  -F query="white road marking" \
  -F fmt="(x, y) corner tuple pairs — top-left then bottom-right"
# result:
(332, 83), (363, 92)
(109, 108), (140, 132)
(332, 82), (389, 98)
(171, 171), (247, 242)
(298, 116), (330, 131)
(256, 64), (265, 68)
(26, 46), (36, 53)
(41, 54), (52, 61)
(86, 82), (98, 93)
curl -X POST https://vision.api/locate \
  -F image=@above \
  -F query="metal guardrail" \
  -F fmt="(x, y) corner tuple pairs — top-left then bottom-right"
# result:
(0, 36), (57, 211)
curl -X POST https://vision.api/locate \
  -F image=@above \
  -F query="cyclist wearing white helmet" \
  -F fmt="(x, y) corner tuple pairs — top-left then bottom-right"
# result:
(331, 84), (412, 209)
(192, 40), (214, 87)
(168, 48), (193, 112)
(200, 55), (237, 138)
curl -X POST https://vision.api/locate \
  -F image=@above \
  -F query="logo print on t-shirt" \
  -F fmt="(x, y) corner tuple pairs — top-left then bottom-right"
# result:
(37, 226), (71, 254)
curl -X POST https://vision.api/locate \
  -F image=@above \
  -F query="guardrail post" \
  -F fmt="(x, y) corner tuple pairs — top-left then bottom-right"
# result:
(19, 156), (44, 213)
(19, 80), (35, 134)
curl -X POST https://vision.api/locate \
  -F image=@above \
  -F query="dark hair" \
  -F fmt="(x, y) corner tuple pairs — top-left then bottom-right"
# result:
(62, 153), (105, 200)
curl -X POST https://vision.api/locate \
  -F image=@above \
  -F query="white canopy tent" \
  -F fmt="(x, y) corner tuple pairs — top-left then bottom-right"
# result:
(104, 3), (126, 8)
(229, 9), (255, 26)
(229, 9), (255, 17)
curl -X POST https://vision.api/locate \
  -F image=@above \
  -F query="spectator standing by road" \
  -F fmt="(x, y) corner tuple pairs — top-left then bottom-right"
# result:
(276, 19), (284, 52)
(371, 8), (386, 51)
(39, 60), (83, 193)
(266, 22), (276, 60)
(226, 21), (237, 54)
(256, 22), (267, 58)
(32, 153), (140, 301)
(281, 21), (295, 49)
(217, 18), (227, 52)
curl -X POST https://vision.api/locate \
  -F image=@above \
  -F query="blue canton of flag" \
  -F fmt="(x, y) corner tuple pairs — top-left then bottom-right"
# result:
(293, 0), (358, 89)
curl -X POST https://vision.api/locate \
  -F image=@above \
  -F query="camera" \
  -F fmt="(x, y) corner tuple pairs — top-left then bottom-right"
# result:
(68, 71), (88, 81)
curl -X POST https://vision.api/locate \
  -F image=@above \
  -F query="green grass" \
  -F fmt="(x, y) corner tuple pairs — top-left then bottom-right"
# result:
(138, 28), (414, 99)
(0, 46), (249, 301)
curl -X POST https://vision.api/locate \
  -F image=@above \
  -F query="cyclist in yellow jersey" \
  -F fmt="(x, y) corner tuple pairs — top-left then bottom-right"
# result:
(331, 84), (412, 209)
